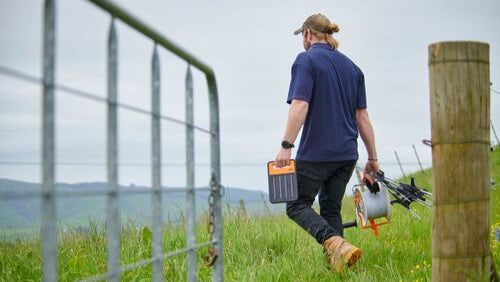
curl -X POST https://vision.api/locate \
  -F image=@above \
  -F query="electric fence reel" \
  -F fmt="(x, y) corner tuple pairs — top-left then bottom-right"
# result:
(352, 172), (392, 236)
(343, 169), (432, 236)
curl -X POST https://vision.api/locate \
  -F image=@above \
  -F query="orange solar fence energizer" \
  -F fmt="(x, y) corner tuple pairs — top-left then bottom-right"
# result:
(267, 160), (298, 203)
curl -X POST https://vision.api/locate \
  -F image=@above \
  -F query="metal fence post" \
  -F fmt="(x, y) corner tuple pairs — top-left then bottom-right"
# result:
(151, 45), (164, 282)
(394, 150), (406, 179)
(185, 65), (197, 282)
(106, 18), (121, 282)
(41, 0), (57, 281)
(207, 75), (223, 282)
(492, 120), (500, 146)
(412, 144), (424, 173)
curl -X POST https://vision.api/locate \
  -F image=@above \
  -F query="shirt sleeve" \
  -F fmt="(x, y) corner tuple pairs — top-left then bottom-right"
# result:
(286, 53), (314, 104)
(356, 70), (367, 109)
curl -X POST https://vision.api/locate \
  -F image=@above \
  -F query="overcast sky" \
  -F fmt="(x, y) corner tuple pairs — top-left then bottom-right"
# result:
(1, 0), (499, 192)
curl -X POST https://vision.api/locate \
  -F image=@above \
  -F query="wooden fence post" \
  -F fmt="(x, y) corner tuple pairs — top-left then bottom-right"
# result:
(429, 41), (491, 281)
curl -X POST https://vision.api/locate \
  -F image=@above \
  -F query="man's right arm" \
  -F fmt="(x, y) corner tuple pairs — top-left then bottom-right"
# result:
(356, 108), (380, 173)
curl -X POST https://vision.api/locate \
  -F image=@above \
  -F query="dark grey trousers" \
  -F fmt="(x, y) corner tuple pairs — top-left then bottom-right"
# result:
(286, 160), (356, 244)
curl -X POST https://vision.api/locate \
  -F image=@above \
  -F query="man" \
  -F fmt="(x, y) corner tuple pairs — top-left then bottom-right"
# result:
(275, 14), (379, 272)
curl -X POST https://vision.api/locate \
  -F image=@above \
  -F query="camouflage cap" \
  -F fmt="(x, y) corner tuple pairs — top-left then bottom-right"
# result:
(293, 13), (333, 35)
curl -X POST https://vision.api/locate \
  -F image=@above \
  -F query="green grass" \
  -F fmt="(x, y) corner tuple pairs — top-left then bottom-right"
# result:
(1, 148), (499, 281)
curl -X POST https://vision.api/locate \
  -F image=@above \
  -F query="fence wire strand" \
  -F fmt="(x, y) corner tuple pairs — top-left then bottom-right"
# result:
(0, 65), (213, 135)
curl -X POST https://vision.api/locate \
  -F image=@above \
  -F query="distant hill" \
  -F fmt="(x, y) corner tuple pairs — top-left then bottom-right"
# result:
(0, 178), (283, 230)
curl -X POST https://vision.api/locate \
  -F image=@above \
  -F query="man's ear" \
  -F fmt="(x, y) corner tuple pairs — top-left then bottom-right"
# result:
(306, 29), (312, 42)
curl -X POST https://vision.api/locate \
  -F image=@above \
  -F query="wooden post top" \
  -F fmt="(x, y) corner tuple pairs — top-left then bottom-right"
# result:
(428, 41), (489, 66)
(429, 41), (491, 146)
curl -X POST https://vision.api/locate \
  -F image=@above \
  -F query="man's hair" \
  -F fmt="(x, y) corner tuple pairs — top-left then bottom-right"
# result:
(307, 22), (340, 50)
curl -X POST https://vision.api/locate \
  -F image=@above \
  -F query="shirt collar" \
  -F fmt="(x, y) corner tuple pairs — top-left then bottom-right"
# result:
(309, 43), (332, 50)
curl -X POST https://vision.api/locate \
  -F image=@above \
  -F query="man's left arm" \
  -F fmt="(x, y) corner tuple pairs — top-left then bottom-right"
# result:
(356, 108), (380, 173)
(275, 99), (309, 168)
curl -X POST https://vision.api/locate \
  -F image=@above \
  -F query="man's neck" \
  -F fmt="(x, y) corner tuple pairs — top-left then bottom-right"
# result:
(310, 38), (328, 45)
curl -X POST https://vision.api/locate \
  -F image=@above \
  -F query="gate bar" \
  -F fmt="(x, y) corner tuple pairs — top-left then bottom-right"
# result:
(106, 18), (121, 282)
(41, 0), (57, 281)
(87, 0), (215, 78)
(151, 45), (164, 282)
(186, 65), (197, 281)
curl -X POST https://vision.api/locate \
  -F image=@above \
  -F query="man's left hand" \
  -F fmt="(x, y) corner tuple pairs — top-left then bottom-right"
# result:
(364, 159), (380, 174)
(275, 147), (292, 168)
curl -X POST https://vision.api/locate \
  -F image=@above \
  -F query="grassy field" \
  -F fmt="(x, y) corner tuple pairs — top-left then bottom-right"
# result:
(0, 148), (499, 281)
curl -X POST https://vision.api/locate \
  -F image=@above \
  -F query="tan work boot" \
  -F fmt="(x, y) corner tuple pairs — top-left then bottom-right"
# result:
(323, 236), (362, 272)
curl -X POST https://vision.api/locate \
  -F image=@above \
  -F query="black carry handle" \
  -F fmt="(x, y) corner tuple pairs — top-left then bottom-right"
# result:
(342, 220), (358, 229)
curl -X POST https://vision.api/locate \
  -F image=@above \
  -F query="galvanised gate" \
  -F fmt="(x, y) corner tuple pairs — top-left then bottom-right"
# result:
(0, 0), (223, 281)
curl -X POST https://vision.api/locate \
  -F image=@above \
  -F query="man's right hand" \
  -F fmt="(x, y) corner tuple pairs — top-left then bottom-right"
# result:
(275, 147), (292, 168)
(364, 159), (380, 174)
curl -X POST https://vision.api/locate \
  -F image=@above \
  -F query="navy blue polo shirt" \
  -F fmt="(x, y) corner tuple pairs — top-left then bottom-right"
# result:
(287, 43), (367, 162)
